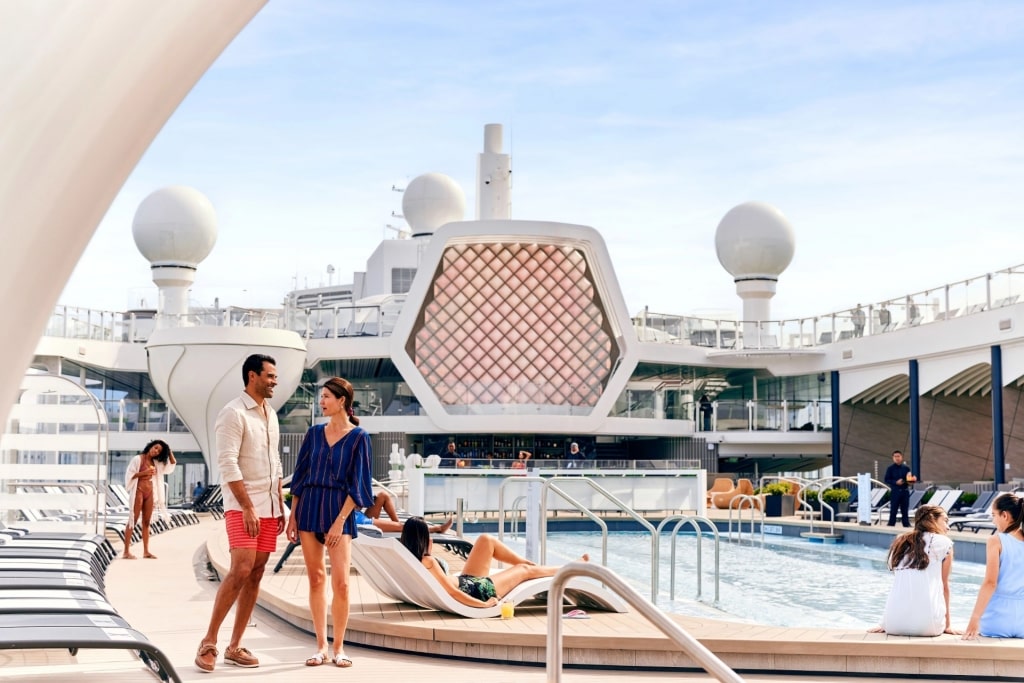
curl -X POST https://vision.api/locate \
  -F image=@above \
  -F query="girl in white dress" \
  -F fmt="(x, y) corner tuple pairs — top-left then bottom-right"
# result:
(869, 504), (959, 636)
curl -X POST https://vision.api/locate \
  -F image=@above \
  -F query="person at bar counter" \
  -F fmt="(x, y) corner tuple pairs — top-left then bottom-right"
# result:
(511, 450), (531, 470)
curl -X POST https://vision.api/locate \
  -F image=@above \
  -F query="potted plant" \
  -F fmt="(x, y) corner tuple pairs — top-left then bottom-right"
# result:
(761, 481), (795, 517)
(801, 488), (820, 512)
(957, 491), (979, 510)
(821, 487), (851, 521)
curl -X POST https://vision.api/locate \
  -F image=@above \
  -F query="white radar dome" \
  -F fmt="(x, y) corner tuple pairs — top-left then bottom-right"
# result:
(714, 201), (795, 280)
(132, 186), (218, 267)
(401, 173), (465, 235)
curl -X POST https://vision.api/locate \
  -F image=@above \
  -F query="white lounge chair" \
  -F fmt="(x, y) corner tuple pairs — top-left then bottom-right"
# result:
(351, 535), (628, 618)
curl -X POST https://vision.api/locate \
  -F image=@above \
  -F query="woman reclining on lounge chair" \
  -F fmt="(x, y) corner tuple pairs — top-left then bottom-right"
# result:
(356, 492), (453, 534)
(399, 518), (587, 607)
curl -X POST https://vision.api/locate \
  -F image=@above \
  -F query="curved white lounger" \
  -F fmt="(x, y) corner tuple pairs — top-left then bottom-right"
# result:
(351, 535), (628, 619)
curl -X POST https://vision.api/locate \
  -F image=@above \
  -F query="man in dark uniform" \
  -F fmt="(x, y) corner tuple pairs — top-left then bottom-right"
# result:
(884, 450), (914, 527)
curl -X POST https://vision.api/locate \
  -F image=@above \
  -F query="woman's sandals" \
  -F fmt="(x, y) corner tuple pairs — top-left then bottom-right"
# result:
(305, 652), (327, 667)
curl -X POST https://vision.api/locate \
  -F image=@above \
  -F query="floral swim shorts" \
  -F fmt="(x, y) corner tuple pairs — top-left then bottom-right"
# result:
(457, 574), (497, 601)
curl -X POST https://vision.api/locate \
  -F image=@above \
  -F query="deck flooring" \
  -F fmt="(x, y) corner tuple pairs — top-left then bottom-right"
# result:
(1, 514), (1020, 681)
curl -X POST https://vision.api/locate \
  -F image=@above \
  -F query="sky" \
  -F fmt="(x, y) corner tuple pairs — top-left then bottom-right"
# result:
(61, 0), (1024, 321)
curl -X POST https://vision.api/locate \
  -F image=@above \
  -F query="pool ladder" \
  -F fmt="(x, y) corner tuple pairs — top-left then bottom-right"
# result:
(657, 514), (721, 604)
(546, 562), (743, 683)
(498, 476), (722, 605)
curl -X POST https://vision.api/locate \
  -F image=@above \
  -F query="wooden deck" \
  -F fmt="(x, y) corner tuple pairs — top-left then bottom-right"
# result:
(2, 514), (1021, 681)
(207, 518), (1024, 681)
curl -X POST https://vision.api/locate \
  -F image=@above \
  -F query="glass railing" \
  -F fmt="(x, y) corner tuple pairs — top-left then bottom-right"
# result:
(46, 307), (146, 342)
(47, 263), (1024, 350)
(158, 307), (285, 329)
(45, 303), (392, 342)
(691, 398), (832, 432)
(93, 392), (830, 436)
(634, 263), (1024, 349)
(293, 303), (394, 339)
(46, 305), (285, 343)
(98, 398), (190, 433)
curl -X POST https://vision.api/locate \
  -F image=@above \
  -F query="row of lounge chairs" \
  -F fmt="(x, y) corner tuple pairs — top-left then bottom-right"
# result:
(14, 483), (205, 545)
(827, 486), (1010, 529)
(180, 483), (225, 518)
(949, 490), (1004, 534)
(0, 522), (180, 681)
(831, 487), (972, 525)
(708, 479), (1006, 530)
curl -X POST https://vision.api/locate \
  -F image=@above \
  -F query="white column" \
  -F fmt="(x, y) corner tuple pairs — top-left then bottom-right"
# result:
(476, 123), (511, 220)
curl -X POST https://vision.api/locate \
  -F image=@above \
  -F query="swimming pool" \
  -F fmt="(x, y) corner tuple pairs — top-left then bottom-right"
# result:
(487, 531), (986, 629)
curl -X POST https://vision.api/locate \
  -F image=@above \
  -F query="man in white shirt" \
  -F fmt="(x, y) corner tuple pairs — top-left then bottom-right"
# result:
(196, 354), (285, 672)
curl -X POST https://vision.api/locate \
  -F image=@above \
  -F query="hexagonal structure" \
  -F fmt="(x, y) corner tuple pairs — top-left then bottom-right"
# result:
(391, 220), (636, 433)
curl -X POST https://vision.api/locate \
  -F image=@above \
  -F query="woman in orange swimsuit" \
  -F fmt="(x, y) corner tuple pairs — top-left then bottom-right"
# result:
(123, 439), (176, 559)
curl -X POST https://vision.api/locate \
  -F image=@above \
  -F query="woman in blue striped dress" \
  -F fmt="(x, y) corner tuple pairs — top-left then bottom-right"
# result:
(285, 377), (373, 667)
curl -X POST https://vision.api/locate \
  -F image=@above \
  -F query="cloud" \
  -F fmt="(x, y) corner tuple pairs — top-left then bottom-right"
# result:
(60, 0), (1024, 328)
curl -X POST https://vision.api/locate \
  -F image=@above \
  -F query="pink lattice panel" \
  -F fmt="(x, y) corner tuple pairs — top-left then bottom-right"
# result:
(412, 242), (617, 408)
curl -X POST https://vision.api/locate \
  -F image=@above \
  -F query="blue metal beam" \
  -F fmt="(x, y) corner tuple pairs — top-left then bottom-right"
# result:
(909, 359), (920, 478)
(831, 371), (840, 476)
(992, 345), (1005, 485)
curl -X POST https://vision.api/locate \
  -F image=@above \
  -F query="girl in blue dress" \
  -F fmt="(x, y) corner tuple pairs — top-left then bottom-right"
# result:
(285, 377), (373, 667)
(964, 493), (1024, 639)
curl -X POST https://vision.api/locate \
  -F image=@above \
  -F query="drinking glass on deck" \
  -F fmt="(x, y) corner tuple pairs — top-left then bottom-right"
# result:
(500, 600), (514, 620)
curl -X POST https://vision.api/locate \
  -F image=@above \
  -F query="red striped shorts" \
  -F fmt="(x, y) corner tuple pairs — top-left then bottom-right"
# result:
(224, 510), (279, 553)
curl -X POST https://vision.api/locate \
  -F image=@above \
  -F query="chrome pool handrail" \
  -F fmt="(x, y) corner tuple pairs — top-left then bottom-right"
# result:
(727, 494), (763, 543)
(497, 477), (609, 567)
(546, 562), (744, 683)
(498, 475), (657, 600)
(657, 515), (720, 604)
(540, 476), (659, 600)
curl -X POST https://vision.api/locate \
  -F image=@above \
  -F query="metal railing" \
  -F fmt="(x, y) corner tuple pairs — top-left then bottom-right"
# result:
(48, 264), (1024, 353)
(657, 514), (720, 603)
(2, 374), (109, 533)
(726, 495), (763, 542)
(634, 262), (1024, 350)
(498, 475), (659, 600)
(545, 562), (743, 683)
(802, 475), (887, 533)
(497, 477), (610, 567)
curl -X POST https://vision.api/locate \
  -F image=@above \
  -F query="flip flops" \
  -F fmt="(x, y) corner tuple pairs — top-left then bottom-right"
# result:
(333, 652), (353, 667)
(305, 652), (327, 666)
(563, 609), (590, 619)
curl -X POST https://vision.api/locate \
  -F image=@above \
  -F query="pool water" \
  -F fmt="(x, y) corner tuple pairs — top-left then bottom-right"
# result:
(488, 531), (986, 629)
